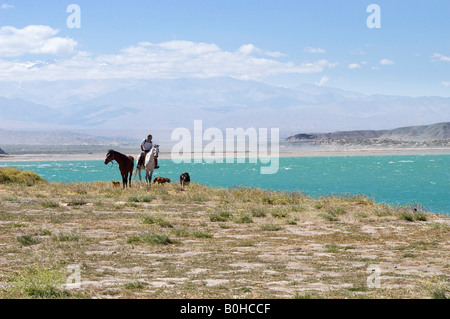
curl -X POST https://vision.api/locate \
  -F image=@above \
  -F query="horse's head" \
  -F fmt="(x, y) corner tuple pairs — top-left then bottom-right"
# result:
(104, 150), (114, 165)
(153, 144), (160, 157)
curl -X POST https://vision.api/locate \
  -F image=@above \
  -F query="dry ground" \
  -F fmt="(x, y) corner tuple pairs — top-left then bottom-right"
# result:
(0, 180), (449, 299)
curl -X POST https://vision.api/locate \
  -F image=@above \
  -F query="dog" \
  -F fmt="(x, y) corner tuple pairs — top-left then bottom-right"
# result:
(153, 176), (171, 184)
(112, 181), (121, 187)
(180, 172), (190, 190)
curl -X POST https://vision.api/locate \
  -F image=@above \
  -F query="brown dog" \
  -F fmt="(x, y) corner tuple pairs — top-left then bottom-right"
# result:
(153, 176), (171, 184)
(112, 181), (121, 187)
(180, 172), (190, 190)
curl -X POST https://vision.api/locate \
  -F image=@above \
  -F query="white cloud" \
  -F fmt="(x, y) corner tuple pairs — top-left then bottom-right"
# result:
(0, 38), (336, 81)
(0, 25), (77, 57)
(315, 76), (329, 86)
(380, 58), (395, 65)
(237, 44), (285, 57)
(432, 53), (450, 62)
(1, 4), (14, 9)
(442, 81), (450, 87)
(304, 47), (326, 54)
(348, 63), (361, 69)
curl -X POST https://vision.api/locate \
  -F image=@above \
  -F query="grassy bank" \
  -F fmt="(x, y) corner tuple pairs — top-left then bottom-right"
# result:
(0, 169), (449, 299)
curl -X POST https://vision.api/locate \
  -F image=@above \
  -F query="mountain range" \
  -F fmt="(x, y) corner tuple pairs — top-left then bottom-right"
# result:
(1, 78), (450, 143)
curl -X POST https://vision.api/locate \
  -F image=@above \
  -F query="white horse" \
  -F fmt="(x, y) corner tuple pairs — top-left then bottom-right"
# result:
(134, 144), (159, 187)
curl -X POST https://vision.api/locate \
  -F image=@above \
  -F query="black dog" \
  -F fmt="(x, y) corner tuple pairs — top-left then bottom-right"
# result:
(180, 172), (190, 190)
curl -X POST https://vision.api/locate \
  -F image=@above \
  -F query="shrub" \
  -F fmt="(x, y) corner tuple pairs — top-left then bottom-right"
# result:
(127, 232), (176, 245)
(17, 235), (40, 246)
(209, 210), (233, 222)
(234, 214), (253, 224)
(270, 208), (290, 218)
(52, 232), (80, 242)
(190, 231), (213, 238)
(0, 168), (45, 186)
(128, 195), (155, 203)
(327, 207), (346, 216)
(398, 212), (428, 222)
(250, 208), (267, 218)
(125, 281), (147, 289)
(42, 201), (60, 208)
(143, 215), (173, 228)
(260, 224), (282, 231)
(319, 213), (339, 222)
(5, 266), (67, 298)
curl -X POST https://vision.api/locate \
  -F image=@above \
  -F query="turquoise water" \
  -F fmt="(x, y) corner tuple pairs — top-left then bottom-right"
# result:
(1, 155), (449, 215)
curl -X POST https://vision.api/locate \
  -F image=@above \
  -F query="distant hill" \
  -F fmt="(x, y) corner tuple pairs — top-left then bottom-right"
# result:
(285, 122), (450, 146)
(0, 147), (6, 155)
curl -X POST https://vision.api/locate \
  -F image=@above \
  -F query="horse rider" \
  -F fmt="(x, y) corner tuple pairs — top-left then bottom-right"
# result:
(138, 134), (159, 169)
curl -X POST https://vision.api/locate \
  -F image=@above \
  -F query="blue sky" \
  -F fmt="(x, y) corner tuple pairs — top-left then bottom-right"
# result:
(1, 0), (450, 97)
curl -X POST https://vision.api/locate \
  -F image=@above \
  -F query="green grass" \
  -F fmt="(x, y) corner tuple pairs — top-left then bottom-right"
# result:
(128, 195), (155, 203)
(260, 224), (282, 231)
(209, 210), (233, 222)
(52, 232), (80, 242)
(67, 198), (87, 206)
(124, 281), (147, 289)
(234, 214), (253, 224)
(4, 266), (68, 298)
(250, 208), (267, 217)
(270, 208), (290, 218)
(431, 288), (448, 299)
(396, 241), (439, 251)
(319, 213), (339, 222)
(38, 229), (52, 236)
(190, 231), (213, 238)
(17, 235), (40, 246)
(348, 287), (369, 292)
(398, 211), (428, 222)
(0, 167), (46, 186)
(42, 201), (60, 208)
(127, 232), (176, 245)
(142, 215), (173, 228)
(12, 222), (27, 228)
(324, 244), (340, 253)
(327, 207), (347, 216)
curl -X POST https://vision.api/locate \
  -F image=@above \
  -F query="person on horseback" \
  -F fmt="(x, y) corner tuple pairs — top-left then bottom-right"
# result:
(138, 134), (159, 169)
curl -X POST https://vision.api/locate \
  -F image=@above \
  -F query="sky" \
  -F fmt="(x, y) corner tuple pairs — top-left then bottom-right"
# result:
(1, 0), (450, 97)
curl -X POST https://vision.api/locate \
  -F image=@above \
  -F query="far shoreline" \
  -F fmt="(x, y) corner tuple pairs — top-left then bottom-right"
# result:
(1, 147), (450, 162)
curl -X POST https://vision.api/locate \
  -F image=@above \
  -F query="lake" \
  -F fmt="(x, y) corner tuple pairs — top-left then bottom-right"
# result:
(1, 154), (449, 215)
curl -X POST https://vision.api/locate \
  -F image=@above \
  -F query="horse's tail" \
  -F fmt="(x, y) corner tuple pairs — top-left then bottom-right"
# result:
(132, 166), (141, 180)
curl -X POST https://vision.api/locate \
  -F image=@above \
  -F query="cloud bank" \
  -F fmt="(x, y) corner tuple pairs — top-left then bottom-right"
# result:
(0, 25), (77, 57)
(0, 25), (336, 82)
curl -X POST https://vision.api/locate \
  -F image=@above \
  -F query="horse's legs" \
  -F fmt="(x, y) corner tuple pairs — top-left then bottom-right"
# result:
(122, 174), (127, 189)
(145, 170), (153, 189)
(128, 172), (132, 188)
(148, 171), (153, 189)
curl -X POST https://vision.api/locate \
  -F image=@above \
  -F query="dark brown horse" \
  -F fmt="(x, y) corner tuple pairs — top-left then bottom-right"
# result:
(104, 150), (134, 189)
